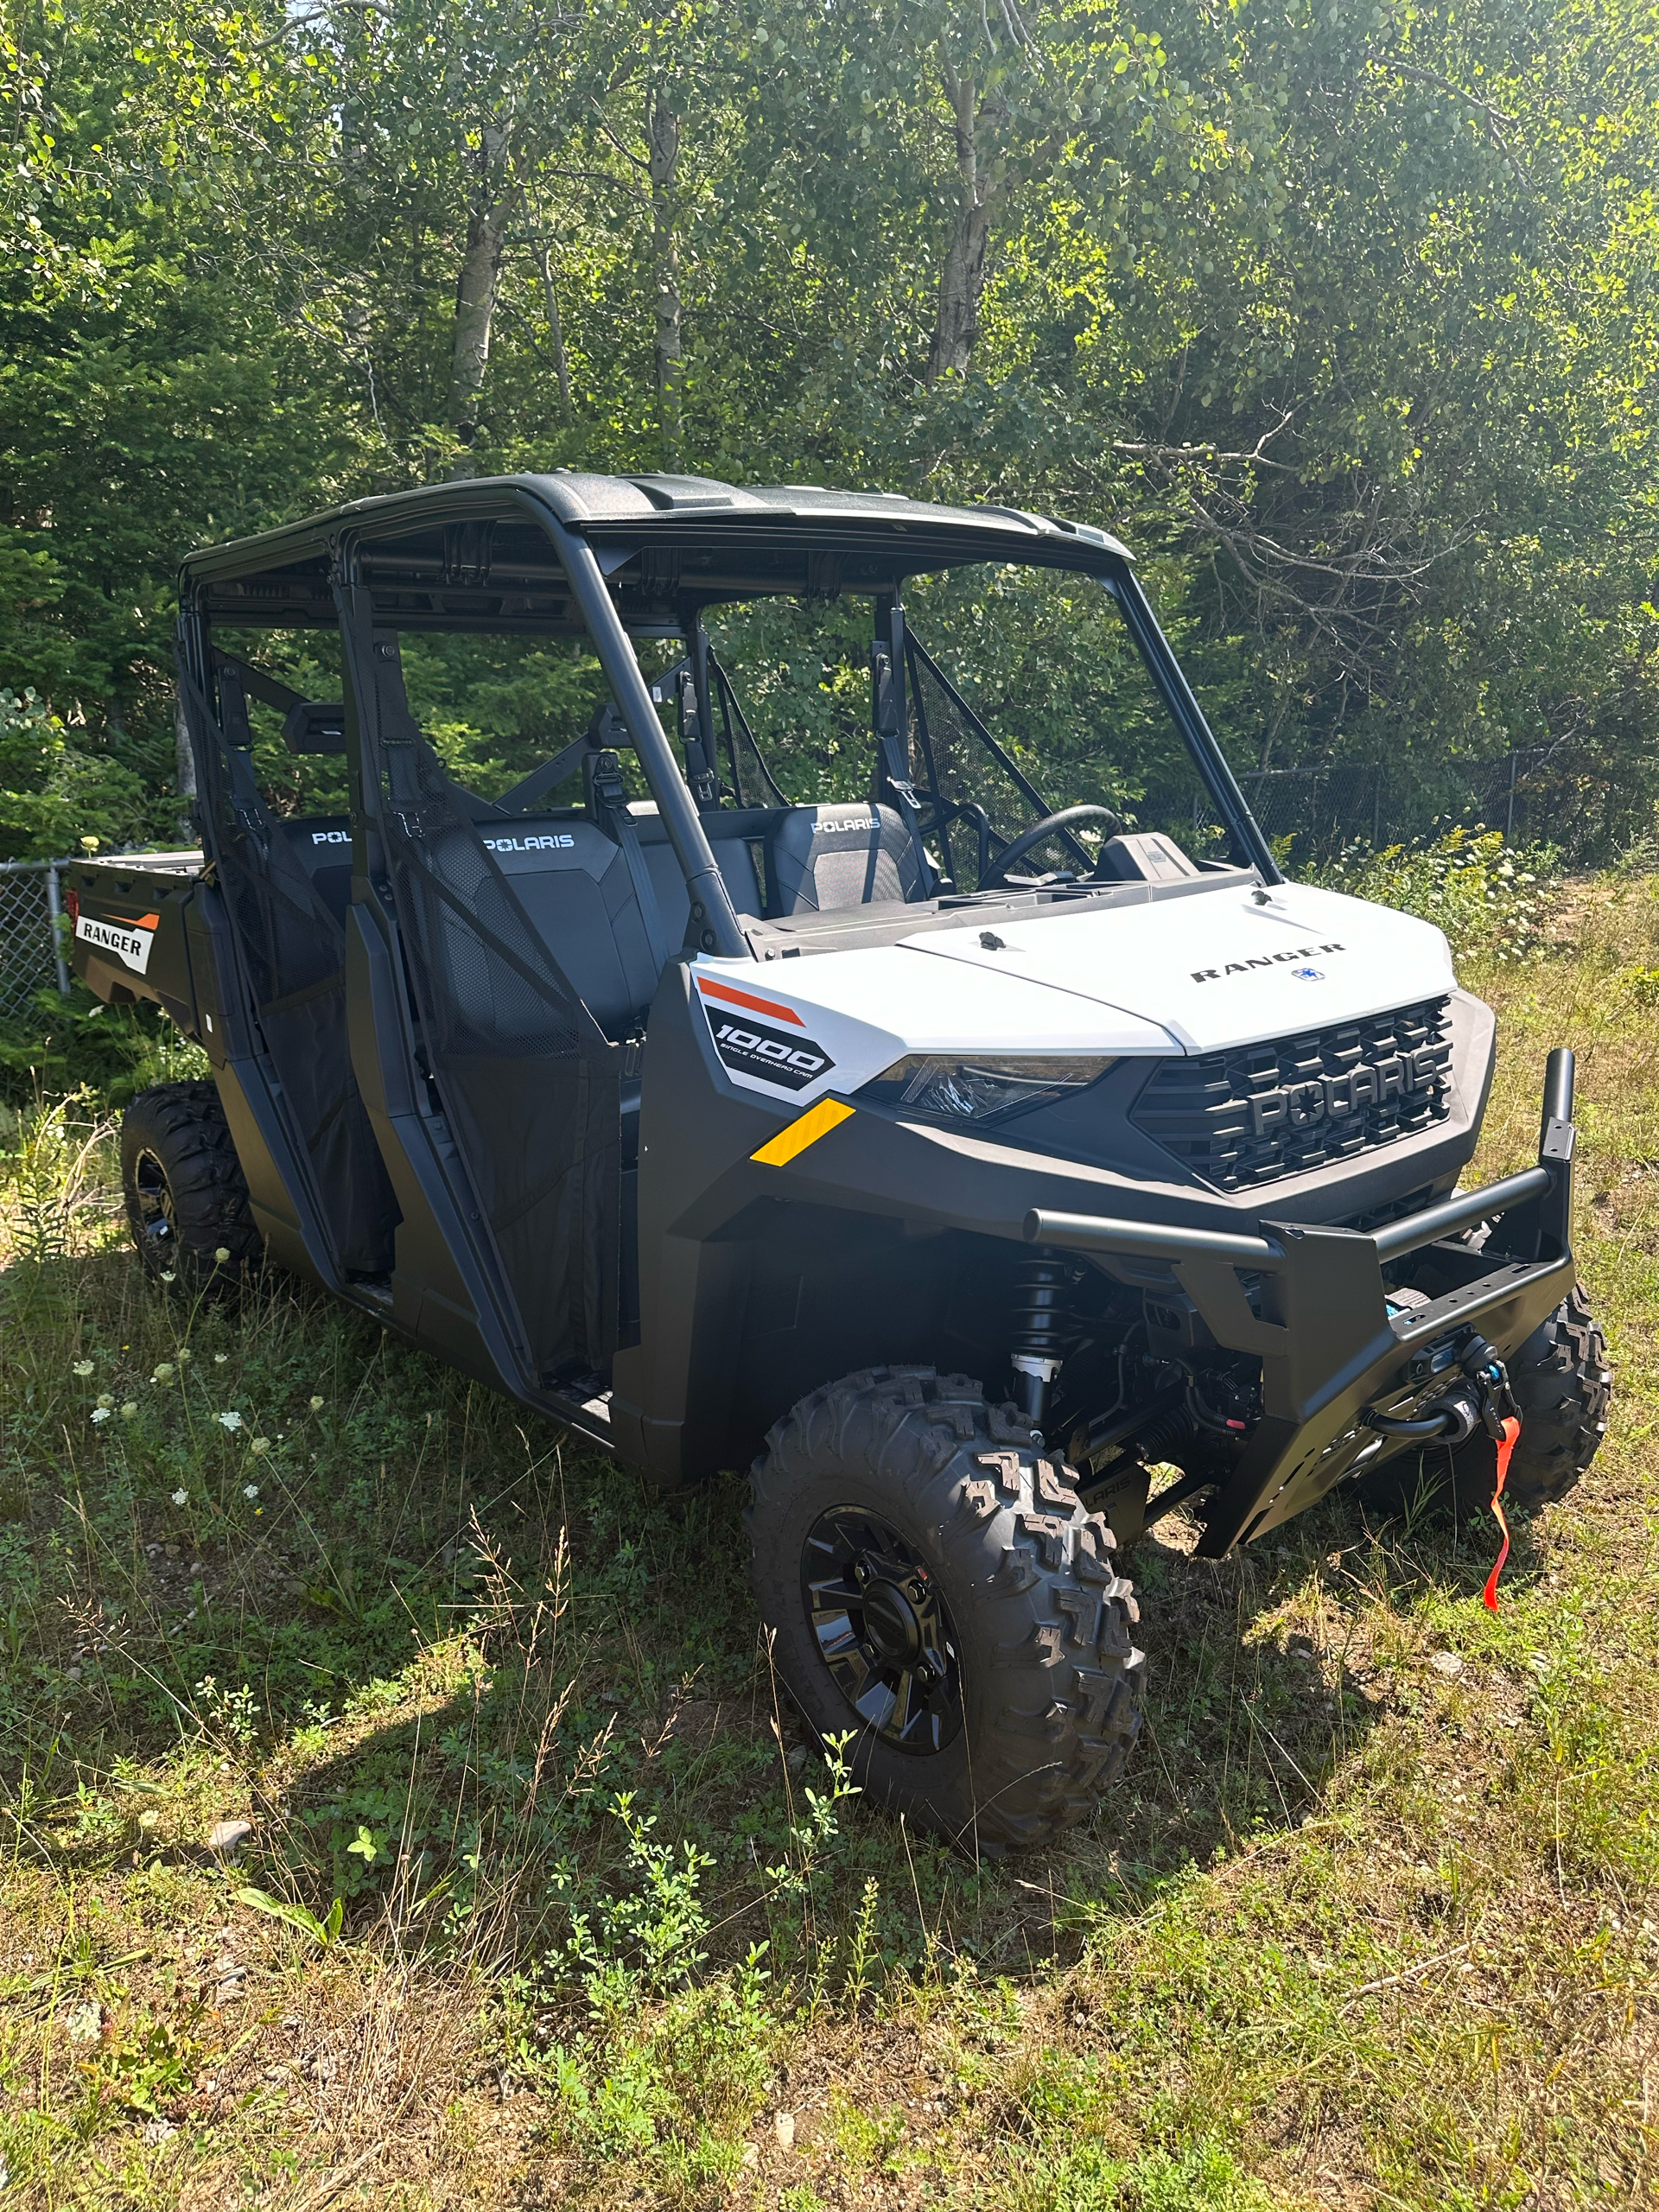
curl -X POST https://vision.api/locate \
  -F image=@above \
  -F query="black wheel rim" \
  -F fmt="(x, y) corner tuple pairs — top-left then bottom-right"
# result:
(131, 1147), (177, 1253)
(801, 1507), (963, 1754)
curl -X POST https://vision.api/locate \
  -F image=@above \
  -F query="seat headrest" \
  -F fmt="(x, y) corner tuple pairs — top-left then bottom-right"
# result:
(772, 802), (906, 849)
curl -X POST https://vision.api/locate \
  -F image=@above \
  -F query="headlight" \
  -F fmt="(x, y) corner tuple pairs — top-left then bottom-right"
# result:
(858, 1054), (1116, 1124)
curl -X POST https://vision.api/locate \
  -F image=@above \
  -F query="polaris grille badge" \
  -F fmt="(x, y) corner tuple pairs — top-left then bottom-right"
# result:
(1190, 941), (1344, 983)
(1250, 1046), (1445, 1136)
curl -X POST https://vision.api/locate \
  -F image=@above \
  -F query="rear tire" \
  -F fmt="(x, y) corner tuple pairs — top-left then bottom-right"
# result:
(120, 1082), (259, 1300)
(747, 1365), (1145, 1856)
(1357, 1285), (1610, 1522)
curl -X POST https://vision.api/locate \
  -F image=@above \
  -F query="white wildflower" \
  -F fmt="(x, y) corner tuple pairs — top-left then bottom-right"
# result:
(243, 1484), (259, 1502)
(175, 1348), (191, 1365)
(120, 1402), (138, 1421)
(73, 1360), (94, 1378)
(171, 1488), (188, 1508)
(160, 1270), (176, 1283)
(96, 1394), (114, 1410)
(64, 2002), (101, 2042)
(91, 1408), (111, 1426)
(308, 1395), (324, 1412)
(217, 1410), (243, 1432)
(213, 1352), (228, 1365)
(213, 1246), (231, 1263)
(249, 1437), (270, 1456)
(151, 1363), (175, 1385)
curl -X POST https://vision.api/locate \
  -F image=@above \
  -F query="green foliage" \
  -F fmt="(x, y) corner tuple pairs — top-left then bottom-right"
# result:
(1313, 828), (1558, 961)
(0, 990), (209, 1109)
(232, 1887), (346, 1949)
(0, 1086), (113, 1263)
(2, 0), (1655, 859)
(556, 1793), (715, 2010)
(0, 689), (151, 861)
(1027, 2136), (1275, 2212)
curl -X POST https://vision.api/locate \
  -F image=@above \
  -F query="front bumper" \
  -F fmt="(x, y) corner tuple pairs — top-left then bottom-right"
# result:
(1027, 1050), (1580, 1555)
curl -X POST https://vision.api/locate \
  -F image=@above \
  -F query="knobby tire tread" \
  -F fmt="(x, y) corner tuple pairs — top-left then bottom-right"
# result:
(747, 1364), (1145, 1855)
(121, 1081), (260, 1299)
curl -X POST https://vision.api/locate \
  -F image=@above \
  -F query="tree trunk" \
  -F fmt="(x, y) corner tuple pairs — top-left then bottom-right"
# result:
(536, 244), (573, 416)
(928, 67), (994, 385)
(173, 693), (196, 837)
(648, 84), (683, 470)
(447, 140), (512, 480)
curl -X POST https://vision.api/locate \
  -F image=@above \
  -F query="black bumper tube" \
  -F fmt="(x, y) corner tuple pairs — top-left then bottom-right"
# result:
(1025, 1052), (1579, 1554)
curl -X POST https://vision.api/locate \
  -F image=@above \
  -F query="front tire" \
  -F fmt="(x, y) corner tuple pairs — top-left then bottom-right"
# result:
(747, 1366), (1144, 1855)
(120, 1082), (259, 1300)
(1358, 1285), (1611, 1522)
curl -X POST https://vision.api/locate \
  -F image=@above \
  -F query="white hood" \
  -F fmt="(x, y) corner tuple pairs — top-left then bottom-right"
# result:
(901, 882), (1456, 1053)
(689, 881), (1455, 1108)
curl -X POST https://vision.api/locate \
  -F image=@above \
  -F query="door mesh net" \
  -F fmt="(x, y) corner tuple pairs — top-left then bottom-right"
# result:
(342, 613), (619, 1383)
(181, 660), (398, 1277)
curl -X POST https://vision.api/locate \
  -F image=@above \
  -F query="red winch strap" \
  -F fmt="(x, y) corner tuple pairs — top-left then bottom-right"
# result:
(1482, 1414), (1522, 1612)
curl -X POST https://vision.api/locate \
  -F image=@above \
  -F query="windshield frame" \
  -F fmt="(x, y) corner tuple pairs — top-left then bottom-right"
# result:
(561, 517), (1281, 901)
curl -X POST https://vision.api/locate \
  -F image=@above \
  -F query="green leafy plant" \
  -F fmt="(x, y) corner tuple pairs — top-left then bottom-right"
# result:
(233, 1887), (346, 1949)
(556, 1793), (715, 2013)
(1313, 828), (1558, 961)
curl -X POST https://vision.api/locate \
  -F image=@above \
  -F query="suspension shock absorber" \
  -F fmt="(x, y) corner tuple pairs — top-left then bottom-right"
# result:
(1010, 1247), (1070, 1429)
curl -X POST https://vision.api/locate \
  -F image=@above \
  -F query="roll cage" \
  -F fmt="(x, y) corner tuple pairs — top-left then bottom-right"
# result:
(180, 470), (1280, 948)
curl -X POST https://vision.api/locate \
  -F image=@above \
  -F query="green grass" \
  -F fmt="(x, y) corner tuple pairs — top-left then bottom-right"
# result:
(3, 875), (1657, 2208)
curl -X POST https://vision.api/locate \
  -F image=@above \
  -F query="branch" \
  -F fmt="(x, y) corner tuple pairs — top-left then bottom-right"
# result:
(1366, 51), (1532, 191)
(1113, 410), (1299, 474)
(593, 107), (650, 174)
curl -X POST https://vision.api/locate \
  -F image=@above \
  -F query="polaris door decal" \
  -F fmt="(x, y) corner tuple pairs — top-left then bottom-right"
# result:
(702, 1002), (836, 1092)
(75, 910), (158, 975)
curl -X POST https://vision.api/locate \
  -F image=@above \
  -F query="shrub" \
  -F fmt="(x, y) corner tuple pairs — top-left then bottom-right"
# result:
(1310, 826), (1557, 961)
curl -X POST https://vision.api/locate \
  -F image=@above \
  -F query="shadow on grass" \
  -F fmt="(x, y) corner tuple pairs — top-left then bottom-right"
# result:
(2, 1233), (1531, 1986)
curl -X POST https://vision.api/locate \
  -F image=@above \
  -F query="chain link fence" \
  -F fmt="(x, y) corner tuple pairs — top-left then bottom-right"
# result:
(1196, 742), (1632, 870)
(0, 859), (72, 1019)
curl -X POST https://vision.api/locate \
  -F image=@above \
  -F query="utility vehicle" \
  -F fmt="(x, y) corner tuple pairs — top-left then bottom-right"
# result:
(68, 472), (1609, 1851)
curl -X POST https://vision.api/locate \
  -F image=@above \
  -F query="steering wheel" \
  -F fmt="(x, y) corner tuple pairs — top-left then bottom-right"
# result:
(978, 804), (1124, 891)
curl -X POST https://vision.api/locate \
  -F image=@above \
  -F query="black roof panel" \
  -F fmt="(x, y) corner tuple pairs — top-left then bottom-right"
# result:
(182, 470), (1132, 580)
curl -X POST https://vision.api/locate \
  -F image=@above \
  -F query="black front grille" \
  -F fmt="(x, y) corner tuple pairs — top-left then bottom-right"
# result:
(1132, 997), (1453, 1191)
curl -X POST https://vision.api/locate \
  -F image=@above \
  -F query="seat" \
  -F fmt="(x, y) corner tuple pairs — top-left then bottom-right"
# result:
(473, 807), (766, 1041)
(767, 802), (928, 914)
(278, 817), (353, 925)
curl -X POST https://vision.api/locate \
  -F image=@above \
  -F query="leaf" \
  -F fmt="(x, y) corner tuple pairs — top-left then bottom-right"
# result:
(233, 1885), (342, 1948)
(346, 1826), (379, 1862)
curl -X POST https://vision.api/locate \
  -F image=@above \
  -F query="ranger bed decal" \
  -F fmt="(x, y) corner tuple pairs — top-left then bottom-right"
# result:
(75, 911), (159, 975)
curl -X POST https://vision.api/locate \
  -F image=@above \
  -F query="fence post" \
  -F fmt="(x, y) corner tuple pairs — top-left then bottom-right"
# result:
(1504, 749), (1518, 842)
(44, 860), (71, 995)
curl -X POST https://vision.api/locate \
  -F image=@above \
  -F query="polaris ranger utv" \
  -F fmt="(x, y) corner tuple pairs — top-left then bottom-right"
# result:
(68, 472), (1608, 1852)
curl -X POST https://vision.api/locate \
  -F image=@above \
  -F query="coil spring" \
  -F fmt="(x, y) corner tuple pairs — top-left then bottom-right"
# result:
(1012, 1249), (1071, 1365)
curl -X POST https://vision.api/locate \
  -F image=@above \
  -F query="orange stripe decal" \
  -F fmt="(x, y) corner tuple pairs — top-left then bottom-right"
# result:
(696, 976), (804, 1027)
